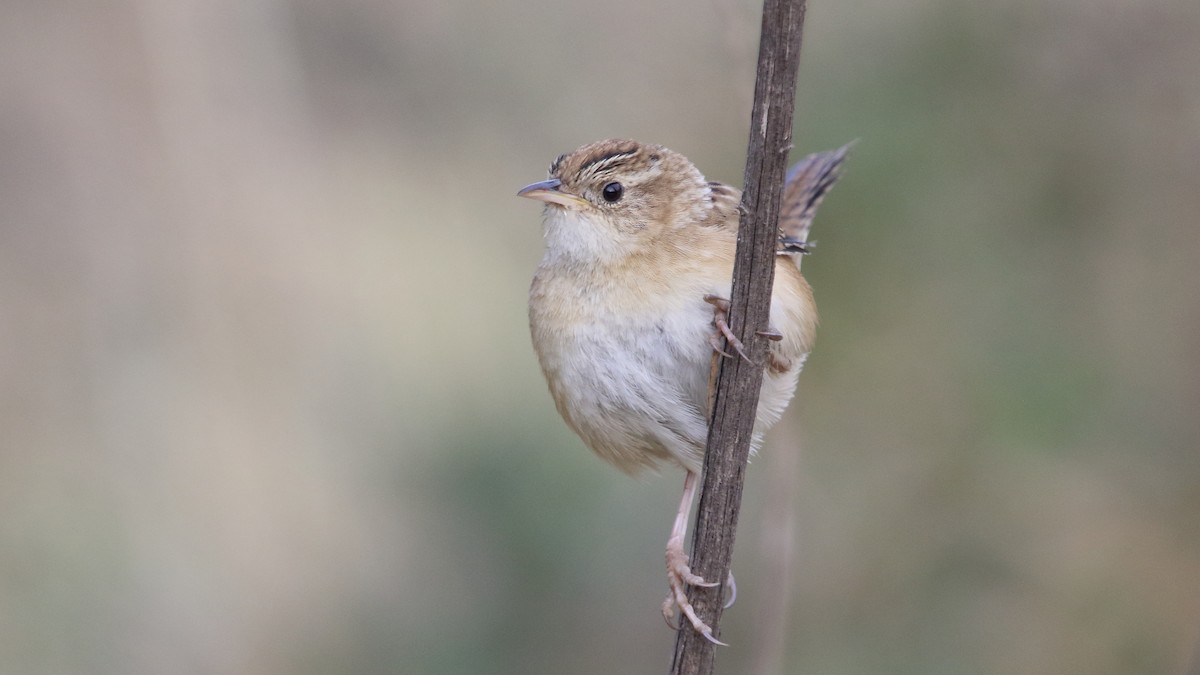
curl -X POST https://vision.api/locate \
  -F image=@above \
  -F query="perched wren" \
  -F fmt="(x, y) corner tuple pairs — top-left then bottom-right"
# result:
(518, 139), (846, 643)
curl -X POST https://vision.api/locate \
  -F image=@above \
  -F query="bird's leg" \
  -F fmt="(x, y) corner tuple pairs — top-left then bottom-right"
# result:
(661, 470), (726, 645)
(671, 297), (751, 643)
(703, 294), (752, 364)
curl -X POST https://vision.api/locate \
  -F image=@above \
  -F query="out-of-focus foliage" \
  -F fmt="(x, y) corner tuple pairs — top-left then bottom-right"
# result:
(1, 0), (1197, 673)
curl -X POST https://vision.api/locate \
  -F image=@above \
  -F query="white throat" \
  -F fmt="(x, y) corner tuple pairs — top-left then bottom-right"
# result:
(540, 206), (632, 269)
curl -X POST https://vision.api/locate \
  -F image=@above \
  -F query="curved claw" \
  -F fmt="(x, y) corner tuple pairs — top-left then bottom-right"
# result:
(664, 588), (730, 646)
(704, 294), (754, 364)
(665, 535), (726, 644)
(708, 333), (735, 360)
(722, 329), (753, 364)
(724, 571), (737, 609)
(669, 574), (727, 646)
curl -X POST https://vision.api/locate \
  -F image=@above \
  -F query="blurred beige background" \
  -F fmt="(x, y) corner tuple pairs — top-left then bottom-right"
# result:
(2, 0), (1198, 673)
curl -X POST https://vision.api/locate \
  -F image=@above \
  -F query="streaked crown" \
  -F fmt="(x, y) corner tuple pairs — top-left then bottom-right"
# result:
(542, 139), (714, 230)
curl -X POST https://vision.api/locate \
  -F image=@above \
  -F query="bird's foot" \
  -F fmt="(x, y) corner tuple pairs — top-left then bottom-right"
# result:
(661, 535), (726, 645)
(703, 294), (752, 364)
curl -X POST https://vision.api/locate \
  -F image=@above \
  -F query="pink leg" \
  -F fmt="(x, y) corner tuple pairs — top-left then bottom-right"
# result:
(661, 470), (726, 645)
(703, 295), (752, 364)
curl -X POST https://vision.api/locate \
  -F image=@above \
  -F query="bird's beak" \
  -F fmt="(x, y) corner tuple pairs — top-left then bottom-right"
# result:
(517, 178), (588, 209)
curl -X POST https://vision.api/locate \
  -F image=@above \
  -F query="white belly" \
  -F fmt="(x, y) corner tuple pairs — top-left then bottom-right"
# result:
(529, 251), (810, 475)
(532, 292), (715, 474)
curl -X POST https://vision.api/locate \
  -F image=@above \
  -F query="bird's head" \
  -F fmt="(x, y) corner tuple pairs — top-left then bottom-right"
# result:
(518, 139), (713, 264)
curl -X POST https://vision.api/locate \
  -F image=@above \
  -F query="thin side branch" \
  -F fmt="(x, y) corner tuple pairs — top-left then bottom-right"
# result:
(669, 0), (809, 672)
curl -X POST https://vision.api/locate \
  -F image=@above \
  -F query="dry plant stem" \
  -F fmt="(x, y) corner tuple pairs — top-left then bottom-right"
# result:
(669, 0), (809, 671)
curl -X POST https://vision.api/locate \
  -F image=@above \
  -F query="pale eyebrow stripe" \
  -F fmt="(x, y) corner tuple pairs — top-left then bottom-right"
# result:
(579, 149), (638, 175)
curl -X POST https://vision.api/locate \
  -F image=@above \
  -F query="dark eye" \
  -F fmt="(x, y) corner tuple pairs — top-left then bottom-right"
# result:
(601, 182), (624, 203)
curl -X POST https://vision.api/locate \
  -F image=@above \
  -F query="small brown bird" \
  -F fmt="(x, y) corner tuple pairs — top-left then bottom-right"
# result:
(518, 139), (846, 643)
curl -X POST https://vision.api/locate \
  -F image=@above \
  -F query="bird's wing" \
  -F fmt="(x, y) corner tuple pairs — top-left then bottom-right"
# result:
(701, 180), (743, 227)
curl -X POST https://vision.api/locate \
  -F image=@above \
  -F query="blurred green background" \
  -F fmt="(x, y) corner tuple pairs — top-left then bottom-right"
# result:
(2, 0), (1198, 673)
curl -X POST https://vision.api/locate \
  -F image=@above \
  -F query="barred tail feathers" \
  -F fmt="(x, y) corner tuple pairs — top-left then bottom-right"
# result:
(778, 142), (852, 263)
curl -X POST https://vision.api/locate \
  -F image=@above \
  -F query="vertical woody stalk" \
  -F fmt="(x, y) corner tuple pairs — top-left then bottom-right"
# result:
(669, 0), (809, 672)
